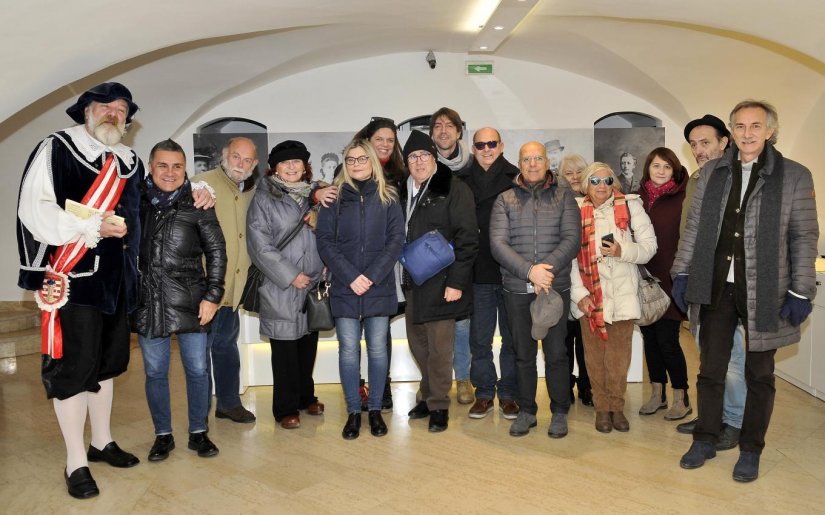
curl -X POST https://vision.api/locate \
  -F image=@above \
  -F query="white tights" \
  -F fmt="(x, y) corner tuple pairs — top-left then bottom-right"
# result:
(52, 379), (115, 475)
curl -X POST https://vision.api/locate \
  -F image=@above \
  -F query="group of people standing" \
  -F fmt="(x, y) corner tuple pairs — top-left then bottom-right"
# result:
(16, 82), (817, 500)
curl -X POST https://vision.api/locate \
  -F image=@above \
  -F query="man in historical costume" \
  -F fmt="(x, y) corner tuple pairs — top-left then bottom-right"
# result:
(673, 100), (818, 482)
(429, 107), (475, 405)
(193, 137), (260, 423)
(17, 83), (144, 499)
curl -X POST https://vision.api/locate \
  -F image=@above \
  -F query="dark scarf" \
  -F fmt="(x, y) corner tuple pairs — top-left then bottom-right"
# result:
(643, 178), (676, 207)
(145, 174), (189, 210)
(686, 144), (784, 331)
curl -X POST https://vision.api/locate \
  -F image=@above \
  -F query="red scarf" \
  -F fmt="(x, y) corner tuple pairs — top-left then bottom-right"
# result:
(643, 179), (676, 208)
(38, 153), (127, 358)
(576, 192), (629, 340)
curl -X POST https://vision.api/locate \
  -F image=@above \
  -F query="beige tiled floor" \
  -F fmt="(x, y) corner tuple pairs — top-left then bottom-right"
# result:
(2, 332), (825, 514)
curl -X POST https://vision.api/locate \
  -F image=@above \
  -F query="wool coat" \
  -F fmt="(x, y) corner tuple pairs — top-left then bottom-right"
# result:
(638, 176), (688, 321)
(400, 162), (479, 324)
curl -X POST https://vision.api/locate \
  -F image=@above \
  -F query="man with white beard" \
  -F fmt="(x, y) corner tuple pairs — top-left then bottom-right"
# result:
(16, 82), (144, 499)
(193, 137), (260, 423)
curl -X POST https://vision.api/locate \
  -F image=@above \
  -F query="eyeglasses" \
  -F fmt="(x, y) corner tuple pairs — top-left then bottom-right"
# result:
(408, 152), (432, 163)
(588, 176), (615, 186)
(473, 140), (500, 150)
(521, 156), (545, 164)
(345, 155), (370, 165)
(370, 116), (396, 126)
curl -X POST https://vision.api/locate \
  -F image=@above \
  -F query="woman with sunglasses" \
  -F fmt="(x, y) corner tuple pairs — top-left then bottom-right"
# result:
(348, 118), (408, 411)
(636, 148), (692, 421)
(570, 162), (657, 433)
(316, 140), (405, 439)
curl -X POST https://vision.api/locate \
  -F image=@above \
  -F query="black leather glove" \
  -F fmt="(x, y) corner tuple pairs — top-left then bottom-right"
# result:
(672, 274), (688, 313)
(779, 292), (812, 326)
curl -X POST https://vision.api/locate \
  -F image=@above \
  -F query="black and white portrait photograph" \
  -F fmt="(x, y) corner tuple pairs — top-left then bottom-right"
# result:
(594, 127), (665, 193)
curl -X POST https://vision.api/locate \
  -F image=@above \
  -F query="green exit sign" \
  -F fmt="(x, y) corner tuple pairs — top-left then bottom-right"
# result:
(466, 62), (493, 75)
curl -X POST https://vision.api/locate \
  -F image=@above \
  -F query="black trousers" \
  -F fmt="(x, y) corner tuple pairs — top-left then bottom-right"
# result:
(694, 283), (776, 453)
(565, 319), (590, 392)
(640, 318), (688, 389)
(269, 332), (319, 420)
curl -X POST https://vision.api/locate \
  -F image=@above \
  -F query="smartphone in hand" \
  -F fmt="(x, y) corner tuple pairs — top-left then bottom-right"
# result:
(601, 233), (614, 246)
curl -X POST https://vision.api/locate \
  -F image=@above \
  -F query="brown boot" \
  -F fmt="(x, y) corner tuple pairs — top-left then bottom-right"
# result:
(664, 389), (693, 421)
(611, 411), (630, 432)
(456, 379), (475, 405)
(595, 412), (612, 433)
(638, 382), (667, 415)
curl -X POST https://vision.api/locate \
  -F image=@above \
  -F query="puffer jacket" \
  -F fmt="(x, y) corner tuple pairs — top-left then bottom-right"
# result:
(246, 177), (324, 340)
(639, 175), (688, 320)
(489, 174), (581, 293)
(133, 182), (227, 338)
(316, 180), (405, 319)
(570, 194), (657, 322)
(672, 142), (818, 351)
(400, 162), (479, 324)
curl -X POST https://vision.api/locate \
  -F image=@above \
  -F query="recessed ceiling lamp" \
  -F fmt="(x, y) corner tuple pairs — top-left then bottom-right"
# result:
(493, 25), (504, 30)
(469, 0), (539, 53)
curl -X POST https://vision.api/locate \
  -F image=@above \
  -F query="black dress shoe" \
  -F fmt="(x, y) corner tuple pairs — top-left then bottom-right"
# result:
(148, 434), (175, 462)
(368, 410), (388, 437)
(579, 388), (594, 407)
(677, 417), (698, 434)
(188, 432), (219, 457)
(64, 466), (99, 499)
(408, 401), (430, 419)
(342, 412), (361, 440)
(87, 441), (140, 468)
(428, 409), (449, 432)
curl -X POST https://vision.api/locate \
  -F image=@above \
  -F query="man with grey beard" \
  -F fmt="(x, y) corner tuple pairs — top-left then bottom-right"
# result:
(16, 82), (144, 499)
(193, 137), (260, 423)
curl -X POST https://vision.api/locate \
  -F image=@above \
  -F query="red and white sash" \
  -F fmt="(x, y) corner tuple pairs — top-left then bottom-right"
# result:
(37, 153), (127, 358)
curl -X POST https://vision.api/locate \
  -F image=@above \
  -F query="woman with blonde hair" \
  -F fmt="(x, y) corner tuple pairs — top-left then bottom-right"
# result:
(316, 140), (405, 440)
(570, 162), (657, 433)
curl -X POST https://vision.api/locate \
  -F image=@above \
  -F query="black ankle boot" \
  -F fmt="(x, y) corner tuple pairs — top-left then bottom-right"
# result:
(368, 410), (388, 437)
(342, 412), (361, 440)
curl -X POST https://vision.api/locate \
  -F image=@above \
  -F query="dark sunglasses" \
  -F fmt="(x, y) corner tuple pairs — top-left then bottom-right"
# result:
(588, 176), (615, 186)
(473, 140), (500, 150)
(370, 116), (396, 125)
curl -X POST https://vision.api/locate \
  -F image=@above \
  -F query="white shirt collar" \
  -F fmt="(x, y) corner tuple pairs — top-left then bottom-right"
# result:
(64, 125), (134, 166)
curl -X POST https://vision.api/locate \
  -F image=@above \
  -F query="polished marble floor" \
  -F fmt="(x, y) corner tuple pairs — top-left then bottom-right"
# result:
(1, 332), (825, 514)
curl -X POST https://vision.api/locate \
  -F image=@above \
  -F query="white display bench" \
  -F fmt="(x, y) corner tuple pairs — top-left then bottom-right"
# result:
(237, 312), (644, 388)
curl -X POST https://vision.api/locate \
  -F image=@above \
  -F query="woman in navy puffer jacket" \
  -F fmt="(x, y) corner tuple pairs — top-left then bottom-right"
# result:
(316, 139), (405, 440)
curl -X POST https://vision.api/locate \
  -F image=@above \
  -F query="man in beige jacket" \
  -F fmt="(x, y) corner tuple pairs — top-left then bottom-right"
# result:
(193, 137), (259, 423)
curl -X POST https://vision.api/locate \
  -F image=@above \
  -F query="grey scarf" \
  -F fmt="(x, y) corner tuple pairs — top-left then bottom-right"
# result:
(438, 140), (471, 172)
(686, 144), (784, 332)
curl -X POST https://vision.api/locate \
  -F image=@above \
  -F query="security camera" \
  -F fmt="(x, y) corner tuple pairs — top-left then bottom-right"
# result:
(426, 51), (436, 69)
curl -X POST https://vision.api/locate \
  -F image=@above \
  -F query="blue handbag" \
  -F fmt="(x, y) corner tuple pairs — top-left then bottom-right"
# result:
(399, 230), (455, 286)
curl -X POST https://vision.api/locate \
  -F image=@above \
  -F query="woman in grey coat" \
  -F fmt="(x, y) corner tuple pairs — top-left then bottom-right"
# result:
(246, 140), (326, 430)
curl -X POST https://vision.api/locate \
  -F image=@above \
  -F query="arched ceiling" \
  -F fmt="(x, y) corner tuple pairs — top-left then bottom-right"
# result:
(2, 0), (823, 131)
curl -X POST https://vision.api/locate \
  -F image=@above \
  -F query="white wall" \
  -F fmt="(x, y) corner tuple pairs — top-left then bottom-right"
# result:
(1, 52), (814, 300)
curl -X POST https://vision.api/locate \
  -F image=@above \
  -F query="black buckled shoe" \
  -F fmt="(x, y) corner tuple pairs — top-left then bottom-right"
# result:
(65, 466), (99, 499)
(408, 401), (430, 419)
(87, 441), (140, 468)
(342, 412), (361, 440)
(148, 434), (175, 462)
(188, 432), (219, 457)
(368, 410), (388, 437)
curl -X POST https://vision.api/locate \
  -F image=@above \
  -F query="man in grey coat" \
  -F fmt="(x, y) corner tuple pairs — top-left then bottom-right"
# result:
(672, 100), (818, 482)
(490, 141), (581, 438)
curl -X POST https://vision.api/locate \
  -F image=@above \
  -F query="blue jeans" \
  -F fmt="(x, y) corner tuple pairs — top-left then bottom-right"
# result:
(723, 325), (747, 428)
(453, 318), (471, 381)
(470, 283), (516, 400)
(206, 306), (242, 412)
(337, 317), (389, 413)
(139, 332), (209, 434)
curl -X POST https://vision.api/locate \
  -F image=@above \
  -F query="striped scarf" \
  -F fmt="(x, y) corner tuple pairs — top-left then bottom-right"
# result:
(576, 192), (630, 340)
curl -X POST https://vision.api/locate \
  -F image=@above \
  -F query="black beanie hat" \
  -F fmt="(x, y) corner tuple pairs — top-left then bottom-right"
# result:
(683, 114), (730, 142)
(66, 82), (139, 124)
(268, 140), (310, 168)
(402, 130), (437, 162)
